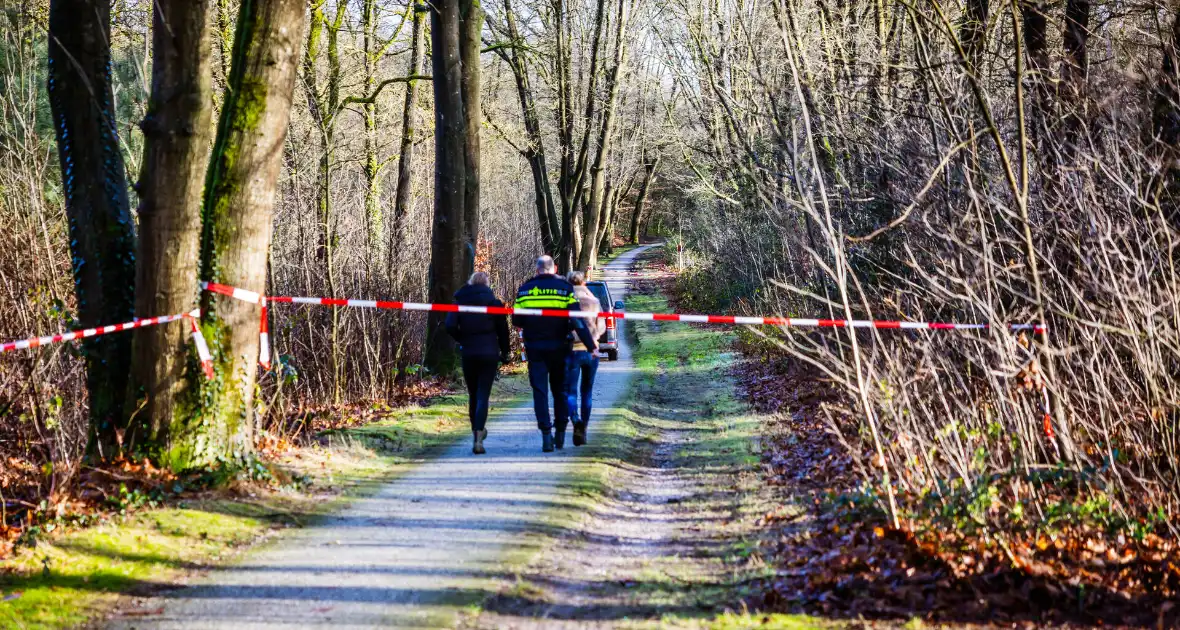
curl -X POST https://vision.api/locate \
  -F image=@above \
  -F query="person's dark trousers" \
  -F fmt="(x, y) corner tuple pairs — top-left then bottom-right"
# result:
(526, 348), (570, 431)
(565, 350), (599, 427)
(462, 356), (499, 432)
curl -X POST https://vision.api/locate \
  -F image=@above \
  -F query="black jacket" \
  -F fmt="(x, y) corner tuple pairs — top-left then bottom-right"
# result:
(512, 274), (597, 352)
(445, 284), (511, 359)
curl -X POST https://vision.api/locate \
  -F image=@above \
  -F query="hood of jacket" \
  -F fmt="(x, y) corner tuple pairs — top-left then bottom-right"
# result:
(454, 283), (499, 306)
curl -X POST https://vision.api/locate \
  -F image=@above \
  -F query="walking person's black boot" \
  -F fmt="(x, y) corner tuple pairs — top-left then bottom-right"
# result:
(541, 430), (555, 452)
(554, 429), (565, 450)
(572, 422), (587, 446)
(473, 429), (487, 455)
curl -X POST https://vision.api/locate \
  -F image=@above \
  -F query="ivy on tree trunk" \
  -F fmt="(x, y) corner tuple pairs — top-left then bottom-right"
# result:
(46, 0), (137, 459)
(184, 0), (304, 469)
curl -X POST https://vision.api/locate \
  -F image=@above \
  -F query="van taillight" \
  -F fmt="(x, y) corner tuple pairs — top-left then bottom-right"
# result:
(606, 317), (616, 330)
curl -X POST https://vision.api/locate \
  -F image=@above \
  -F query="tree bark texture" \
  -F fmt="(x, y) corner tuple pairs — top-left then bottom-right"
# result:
(1155, 8), (1180, 148)
(188, 0), (304, 469)
(565, 0), (608, 263)
(127, 0), (215, 460)
(597, 181), (617, 255)
(501, 0), (559, 254)
(1021, 0), (1050, 141)
(629, 154), (658, 243)
(961, 0), (988, 70)
(424, 0), (467, 373)
(392, 4), (426, 258)
(363, 0), (382, 258)
(577, 0), (629, 271)
(47, 0), (138, 458)
(1061, 0), (1090, 152)
(460, 0), (483, 278)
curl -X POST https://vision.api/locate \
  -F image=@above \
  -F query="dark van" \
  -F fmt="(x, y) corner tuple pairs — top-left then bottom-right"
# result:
(585, 280), (623, 361)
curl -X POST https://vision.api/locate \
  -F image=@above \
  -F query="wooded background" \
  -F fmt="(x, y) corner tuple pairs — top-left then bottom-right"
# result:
(3, 0), (1180, 533)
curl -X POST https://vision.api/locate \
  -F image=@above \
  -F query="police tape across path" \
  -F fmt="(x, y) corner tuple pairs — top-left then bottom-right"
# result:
(0, 281), (1045, 359)
(201, 282), (1044, 332)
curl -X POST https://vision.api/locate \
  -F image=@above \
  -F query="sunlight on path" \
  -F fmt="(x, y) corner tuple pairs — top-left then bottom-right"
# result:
(106, 245), (656, 630)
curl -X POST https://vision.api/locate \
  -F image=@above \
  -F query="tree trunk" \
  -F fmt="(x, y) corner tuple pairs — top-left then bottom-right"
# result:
(598, 181), (617, 255)
(47, 0), (138, 458)
(215, 0), (235, 97)
(305, 1), (346, 402)
(502, 0), (559, 254)
(460, 0), (482, 278)
(553, 0), (576, 270)
(391, 5), (426, 258)
(127, 0), (215, 459)
(566, 0), (608, 245)
(552, 0), (607, 270)
(1061, 0), (1090, 150)
(629, 154), (658, 244)
(961, 0), (988, 70)
(189, 0), (304, 469)
(363, 0), (383, 263)
(1021, 0), (1050, 143)
(424, 0), (467, 374)
(577, 0), (629, 271)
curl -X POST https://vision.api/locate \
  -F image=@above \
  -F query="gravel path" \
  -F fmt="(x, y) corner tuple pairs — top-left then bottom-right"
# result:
(107, 245), (655, 630)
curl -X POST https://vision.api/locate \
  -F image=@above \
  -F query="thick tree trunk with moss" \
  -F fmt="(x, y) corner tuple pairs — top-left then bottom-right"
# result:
(424, 0), (467, 374)
(46, 0), (138, 458)
(126, 0), (215, 458)
(184, 0), (304, 469)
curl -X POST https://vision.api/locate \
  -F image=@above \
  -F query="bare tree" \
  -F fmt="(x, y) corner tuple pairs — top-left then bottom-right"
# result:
(392, 3), (428, 255)
(577, 0), (631, 271)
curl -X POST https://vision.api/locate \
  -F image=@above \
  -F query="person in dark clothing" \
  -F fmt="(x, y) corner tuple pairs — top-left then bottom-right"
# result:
(513, 255), (598, 452)
(445, 272), (511, 455)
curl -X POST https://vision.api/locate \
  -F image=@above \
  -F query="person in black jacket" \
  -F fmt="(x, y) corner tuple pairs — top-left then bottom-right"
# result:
(513, 256), (598, 452)
(445, 272), (511, 454)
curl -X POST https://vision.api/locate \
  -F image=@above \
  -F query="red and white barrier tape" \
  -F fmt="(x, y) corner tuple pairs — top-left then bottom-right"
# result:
(186, 309), (215, 379)
(201, 281), (262, 305)
(259, 297), (271, 370)
(203, 282), (1043, 332)
(1, 312), (192, 353)
(1, 308), (215, 381)
(4, 281), (1044, 376)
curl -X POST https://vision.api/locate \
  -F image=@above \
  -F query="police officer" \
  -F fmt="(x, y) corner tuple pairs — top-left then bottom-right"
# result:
(513, 255), (599, 452)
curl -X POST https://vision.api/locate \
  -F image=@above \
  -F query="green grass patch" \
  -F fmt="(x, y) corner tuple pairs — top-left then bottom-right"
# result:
(0, 371), (530, 630)
(664, 611), (834, 629)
